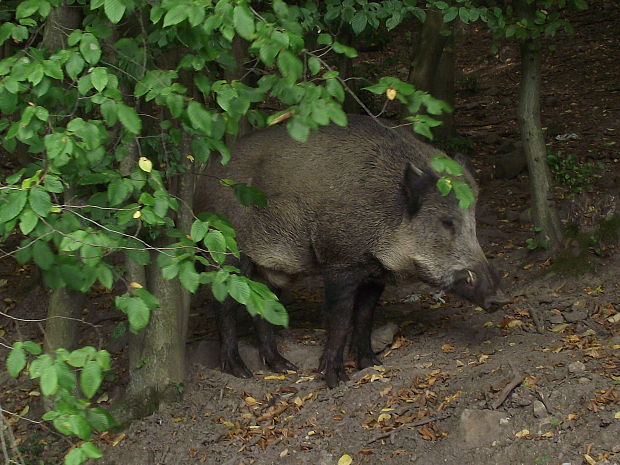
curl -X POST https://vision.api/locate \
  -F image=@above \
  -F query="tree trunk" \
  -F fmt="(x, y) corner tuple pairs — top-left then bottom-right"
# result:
(111, 246), (186, 427)
(517, 36), (563, 250)
(431, 26), (456, 140)
(225, 36), (251, 140)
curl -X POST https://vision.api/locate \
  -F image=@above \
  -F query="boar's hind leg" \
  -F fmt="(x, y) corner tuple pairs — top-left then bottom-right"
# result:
(353, 281), (385, 369)
(254, 315), (297, 373)
(214, 297), (252, 379)
(319, 269), (363, 388)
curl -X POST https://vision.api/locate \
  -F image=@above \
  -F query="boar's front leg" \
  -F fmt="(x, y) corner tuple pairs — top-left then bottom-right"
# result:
(214, 297), (253, 379)
(352, 281), (385, 369)
(318, 268), (362, 388)
(254, 315), (298, 373)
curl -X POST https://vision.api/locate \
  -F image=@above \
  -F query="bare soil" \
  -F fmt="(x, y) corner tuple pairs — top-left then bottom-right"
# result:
(1, 2), (619, 465)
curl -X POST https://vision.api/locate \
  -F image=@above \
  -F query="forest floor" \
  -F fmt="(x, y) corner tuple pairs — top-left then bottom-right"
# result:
(1, 2), (619, 465)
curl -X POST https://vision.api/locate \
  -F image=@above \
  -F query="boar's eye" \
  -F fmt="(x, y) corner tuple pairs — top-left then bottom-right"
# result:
(441, 218), (457, 235)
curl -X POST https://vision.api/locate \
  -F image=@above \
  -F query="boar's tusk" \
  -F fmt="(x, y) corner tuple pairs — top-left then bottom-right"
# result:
(466, 270), (474, 284)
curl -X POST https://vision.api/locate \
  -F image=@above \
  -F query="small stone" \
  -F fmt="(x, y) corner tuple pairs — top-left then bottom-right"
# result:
(532, 400), (548, 418)
(459, 409), (508, 448)
(568, 361), (586, 374)
(577, 377), (590, 384)
(371, 322), (400, 353)
(548, 313), (565, 325)
(564, 308), (588, 323)
(612, 444), (620, 453)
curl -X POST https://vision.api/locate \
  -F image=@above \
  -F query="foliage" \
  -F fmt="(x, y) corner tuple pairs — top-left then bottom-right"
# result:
(7, 341), (113, 464)
(431, 156), (475, 209)
(547, 150), (601, 195)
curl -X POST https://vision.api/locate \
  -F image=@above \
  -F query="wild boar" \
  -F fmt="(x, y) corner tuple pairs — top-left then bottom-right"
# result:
(194, 115), (501, 387)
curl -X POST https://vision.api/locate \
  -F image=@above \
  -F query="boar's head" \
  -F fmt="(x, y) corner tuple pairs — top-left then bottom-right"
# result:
(375, 156), (502, 310)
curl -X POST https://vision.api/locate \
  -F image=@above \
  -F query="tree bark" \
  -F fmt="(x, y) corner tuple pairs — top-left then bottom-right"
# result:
(111, 245), (186, 427)
(431, 26), (456, 140)
(517, 34), (564, 250)
(41, 2), (84, 356)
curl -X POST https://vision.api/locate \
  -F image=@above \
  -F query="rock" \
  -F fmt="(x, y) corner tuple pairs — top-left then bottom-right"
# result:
(532, 400), (548, 418)
(548, 313), (565, 325)
(568, 361), (586, 374)
(577, 377), (590, 384)
(564, 307), (588, 323)
(371, 322), (400, 353)
(458, 409), (509, 448)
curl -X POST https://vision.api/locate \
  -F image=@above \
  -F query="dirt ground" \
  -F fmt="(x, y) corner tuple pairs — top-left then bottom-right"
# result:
(1, 2), (619, 465)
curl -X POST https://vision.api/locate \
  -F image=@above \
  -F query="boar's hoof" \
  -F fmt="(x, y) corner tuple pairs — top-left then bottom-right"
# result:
(261, 353), (298, 373)
(221, 354), (253, 379)
(358, 353), (382, 370)
(319, 357), (349, 388)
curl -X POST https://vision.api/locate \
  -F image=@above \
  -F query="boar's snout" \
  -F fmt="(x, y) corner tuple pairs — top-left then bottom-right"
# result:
(452, 264), (506, 312)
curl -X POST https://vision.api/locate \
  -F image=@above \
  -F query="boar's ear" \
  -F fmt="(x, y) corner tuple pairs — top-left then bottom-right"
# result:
(453, 152), (474, 175)
(403, 162), (435, 217)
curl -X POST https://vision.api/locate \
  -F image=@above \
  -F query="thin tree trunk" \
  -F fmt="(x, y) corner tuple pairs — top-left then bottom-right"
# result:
(517, 36), (563, 250)
(41, 2), (83, 356)
(431, 26), (456, 140)
(111, 246), (186, 427)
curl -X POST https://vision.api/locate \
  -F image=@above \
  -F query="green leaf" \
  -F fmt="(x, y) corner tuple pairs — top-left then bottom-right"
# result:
(126, 297), (151, 332)
(277, 50), (302, 83)
(190, 220), (209, 242)
(19, 207), (38, 235)
(211, 281), (228, 302)
(205, 230), (227, 264)
(80, 360), (102, 399)
(286, 117), (310, 142)
(69, 414), (92, 440)
(86, 408), (115, 431)
(65, 53), (85, 80)
(80, 33), (101, 65)
(90, 67), (108, 92)
(95, 350), (111, 370)
(16, 0), (39, 19)
(64, 447), (85, 465)
(350, 11), (368, 35)
(80, 442), (103, 459)
(453, 180), (475, 209)
(317, 33), (332, 45)
(0, 189), (28, 223)
(117, 104), (141, 134)
(104, 0), (126, 23)
(187, 101), (212, 135)
(22, 341), (42, 355)
(29, 186), (52, 216)
(436, 177), (452, 196)
(32, 240), (55, 270)
(163, 4), (188, 27)
(261, 299), (288, 327)
(233, 5), (255, 40)
(430, 156), (463, 176)
(179, 261), (200, 293)
(228, 275), (250, 304)
(68, 346), (95, 367)
(7, 347), (26, 377)
(41, 361), (59, 396)
(232, 183), (267, 206)
(97, 265), (114, 289)
(326, 78), (345, 102)
(332, 42), (357, 58)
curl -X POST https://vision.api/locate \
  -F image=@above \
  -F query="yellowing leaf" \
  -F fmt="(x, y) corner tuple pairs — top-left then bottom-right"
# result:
(483, 321), (494, 327)
(614, 411), (620, 419)
(138, 157), (153, 172)
(515, 429), (530, 438)
(567, 413), (579, 420)
(377, 413), (391, 422)
(129, 282), (143, 289)
(455, 360), (464, 367)
(133, 210), (141, 219)
(441, 344), (455, 353)
(551, 323), (569, 333)
(584, 454), (596, 465)
(171, 417), (184, 423)
(279, 448), (288, 458)
(386, 88), (397, 100)
(337, 454), (353, 465)
(294, 396), (304, 407)
(263, 374), (286, 380)
(244, 396), (258, 406)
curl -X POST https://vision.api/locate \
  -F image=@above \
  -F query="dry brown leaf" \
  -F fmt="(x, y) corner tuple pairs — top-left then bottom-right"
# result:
(441, 344), (455, 353)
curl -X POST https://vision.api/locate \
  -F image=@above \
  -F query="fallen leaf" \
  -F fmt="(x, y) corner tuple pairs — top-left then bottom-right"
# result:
(337, 454), (353, 465)
(263, 374), (286, 380)
(551, 323), (570, 333)
(279, 448), (288, 458)
(614, 411), (620, 419)
(441, 344), (455, 353)
(386, 88), (397, 100)
(584, 454), (597, 465)
(244, 396), (258, 406)
(515, 429), (530, 438)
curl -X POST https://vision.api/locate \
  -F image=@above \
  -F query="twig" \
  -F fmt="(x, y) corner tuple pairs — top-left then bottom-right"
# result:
(366, 413), (451, 444)
(491, 366), (523, 409)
